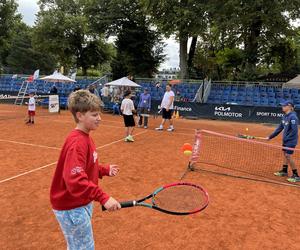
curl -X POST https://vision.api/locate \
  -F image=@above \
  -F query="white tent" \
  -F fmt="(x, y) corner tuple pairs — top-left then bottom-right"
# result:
(283, 75), (300, 88)
(105, 77), (141, 87)
(40, 72), (76, 83)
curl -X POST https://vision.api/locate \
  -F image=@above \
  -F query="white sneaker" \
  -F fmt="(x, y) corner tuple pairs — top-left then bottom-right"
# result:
(167, 127), (174, 132)
(144, 126), (148, 129)
(155, 127), (163, 131)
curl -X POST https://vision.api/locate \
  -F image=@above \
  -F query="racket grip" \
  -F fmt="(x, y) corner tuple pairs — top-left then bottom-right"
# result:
(101, 201), (136, 211)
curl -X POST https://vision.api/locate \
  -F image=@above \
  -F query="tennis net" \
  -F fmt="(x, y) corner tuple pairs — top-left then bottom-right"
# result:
(0, 95), (53, 121)
(184, 130), (300, 187)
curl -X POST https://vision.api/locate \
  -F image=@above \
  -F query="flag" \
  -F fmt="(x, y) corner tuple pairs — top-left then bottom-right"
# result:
(27, 75), (34, 82)
(33, 69), (40, 80)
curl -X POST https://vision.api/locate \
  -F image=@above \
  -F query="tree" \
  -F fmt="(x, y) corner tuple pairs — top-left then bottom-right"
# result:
(33, 0), (112, 75)
(5, 23), (56, 74)
(111, 21), (164, 78)
(216, 48), (244, 80)
(0, 0), (21, 68)
(209, 0), (300, 78)
(142, 0), (208, 79)
(86, 0), (165, 78)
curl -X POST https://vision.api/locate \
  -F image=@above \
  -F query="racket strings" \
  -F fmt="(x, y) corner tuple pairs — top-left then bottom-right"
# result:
(153, 185), (207, 213)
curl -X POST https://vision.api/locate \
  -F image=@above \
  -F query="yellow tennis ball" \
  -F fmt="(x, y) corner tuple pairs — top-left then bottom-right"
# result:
(184, 150), (192, 156)
(246, 128), (249, 131)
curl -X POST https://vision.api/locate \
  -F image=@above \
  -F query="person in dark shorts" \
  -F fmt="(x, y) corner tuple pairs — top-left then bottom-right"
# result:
(267, 100), (300, 183)
(121, 90), (136, 142)
(155, 84), (175, 132)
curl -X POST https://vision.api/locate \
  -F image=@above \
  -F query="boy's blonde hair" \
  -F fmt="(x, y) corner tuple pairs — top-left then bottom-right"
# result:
(68, 90), (101, 122)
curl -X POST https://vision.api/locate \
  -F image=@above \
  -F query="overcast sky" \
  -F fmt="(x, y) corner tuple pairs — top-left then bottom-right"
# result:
(17, 0), (179, 70)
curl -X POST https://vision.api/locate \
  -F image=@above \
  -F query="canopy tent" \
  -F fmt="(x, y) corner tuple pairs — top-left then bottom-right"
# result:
(105, 77), (141, 87)
(283, 75), (300, 88)
(40, 72), (76, 83)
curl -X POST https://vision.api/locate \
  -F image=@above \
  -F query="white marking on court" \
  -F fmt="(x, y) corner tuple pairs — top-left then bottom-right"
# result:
(0, 139), (61, 150)
(0, 130), (148, 184)
(0, 162), (57, 184)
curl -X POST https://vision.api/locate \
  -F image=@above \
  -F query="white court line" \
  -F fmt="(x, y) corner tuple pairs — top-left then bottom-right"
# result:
(0, 139), (61, 150)
(0, 130), (148, 184)
(0, 162), (57, 184)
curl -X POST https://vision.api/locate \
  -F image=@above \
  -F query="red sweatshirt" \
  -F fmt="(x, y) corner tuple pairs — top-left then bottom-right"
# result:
(50, 129), (110, 210)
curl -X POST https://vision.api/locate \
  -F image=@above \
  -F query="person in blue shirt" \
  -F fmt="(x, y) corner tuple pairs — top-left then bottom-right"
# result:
(138, 88), (151, 129)
(268, 100), (300, 182)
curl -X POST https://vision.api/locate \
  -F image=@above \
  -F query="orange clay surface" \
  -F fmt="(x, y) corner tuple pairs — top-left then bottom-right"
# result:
(0, 104), (300, 250)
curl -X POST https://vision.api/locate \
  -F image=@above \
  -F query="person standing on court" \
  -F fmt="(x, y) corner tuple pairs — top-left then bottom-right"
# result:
(155, 83), (175, 132)
(138, 88), (151, 129)
(101, 85), (110, 103)
(50, 84), (58, 95)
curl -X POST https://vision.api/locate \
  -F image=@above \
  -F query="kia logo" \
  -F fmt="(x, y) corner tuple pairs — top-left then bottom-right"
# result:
(215, 106), (231, 111)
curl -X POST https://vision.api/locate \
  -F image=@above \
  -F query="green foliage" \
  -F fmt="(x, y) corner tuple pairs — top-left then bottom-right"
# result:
(5, 24), (56, 74)
(142, 0), (208, 78)
(87, 0), (165, 79)
(0, 0), (20, 47)
(33, 0), (112, 75)
(0, 0), (21, 66)
(208, 0), (300, 79)
(1, 0), (300, 80)
(111, 21), (165, 78)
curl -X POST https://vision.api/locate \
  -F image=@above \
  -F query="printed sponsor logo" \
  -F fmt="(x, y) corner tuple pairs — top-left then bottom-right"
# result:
(93, 151), (98, 163)
(256, 112), (284, 118)
(215, 106), (231, 111)
(0, 94), (12, 99)
(71, 166), (83, 175)
(174, 106), (192, 112)
(214, 106), (242, 118)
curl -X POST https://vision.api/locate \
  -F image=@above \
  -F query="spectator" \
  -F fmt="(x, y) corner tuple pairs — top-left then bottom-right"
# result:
(101, 85), (110, 103)
(155, 81), (161, 90)
(50, 84), (58, 95)
(138, 88), (151, 129)
(88, 84), (100, 99)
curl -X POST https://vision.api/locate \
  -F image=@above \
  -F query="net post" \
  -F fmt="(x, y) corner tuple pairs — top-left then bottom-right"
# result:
(180, 129), (201, 180)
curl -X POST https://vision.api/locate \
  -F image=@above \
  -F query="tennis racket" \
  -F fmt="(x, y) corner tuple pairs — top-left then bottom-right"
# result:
(153, 109), (162, 119)
(102, 182), (209, 215)
(237, 134), (267, 140)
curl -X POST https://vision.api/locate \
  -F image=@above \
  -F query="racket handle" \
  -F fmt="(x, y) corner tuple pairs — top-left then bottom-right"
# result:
(101, 200), (136, 211)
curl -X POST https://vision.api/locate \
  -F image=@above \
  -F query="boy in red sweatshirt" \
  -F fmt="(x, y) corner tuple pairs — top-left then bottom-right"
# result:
(50, 90), (121, 250)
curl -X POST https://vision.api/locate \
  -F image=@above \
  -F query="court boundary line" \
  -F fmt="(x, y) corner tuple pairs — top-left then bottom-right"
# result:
(0, 139), (61, 150)
(0, 130), (148, 184)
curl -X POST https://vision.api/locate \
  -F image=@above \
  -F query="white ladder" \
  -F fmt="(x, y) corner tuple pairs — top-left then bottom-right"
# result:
(14, 81), (29, 105)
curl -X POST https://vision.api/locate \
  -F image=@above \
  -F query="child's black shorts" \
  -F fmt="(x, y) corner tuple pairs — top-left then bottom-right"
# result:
(123, 114), (135, 127)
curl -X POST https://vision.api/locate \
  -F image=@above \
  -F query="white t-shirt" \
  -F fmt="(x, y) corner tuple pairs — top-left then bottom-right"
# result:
(161, 90), (175, 109)
(121, 98), (135, 115)
(28, 97), (36, 111)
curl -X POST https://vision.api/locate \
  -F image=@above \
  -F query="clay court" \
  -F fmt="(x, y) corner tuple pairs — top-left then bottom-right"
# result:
(0, 104), (300, 250)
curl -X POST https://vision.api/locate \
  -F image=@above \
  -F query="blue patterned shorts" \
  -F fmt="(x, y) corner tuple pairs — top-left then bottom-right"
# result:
(53, 203), (94, 250)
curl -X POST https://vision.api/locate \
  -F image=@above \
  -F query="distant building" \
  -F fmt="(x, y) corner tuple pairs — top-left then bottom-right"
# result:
(155, 68), (179, 80)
